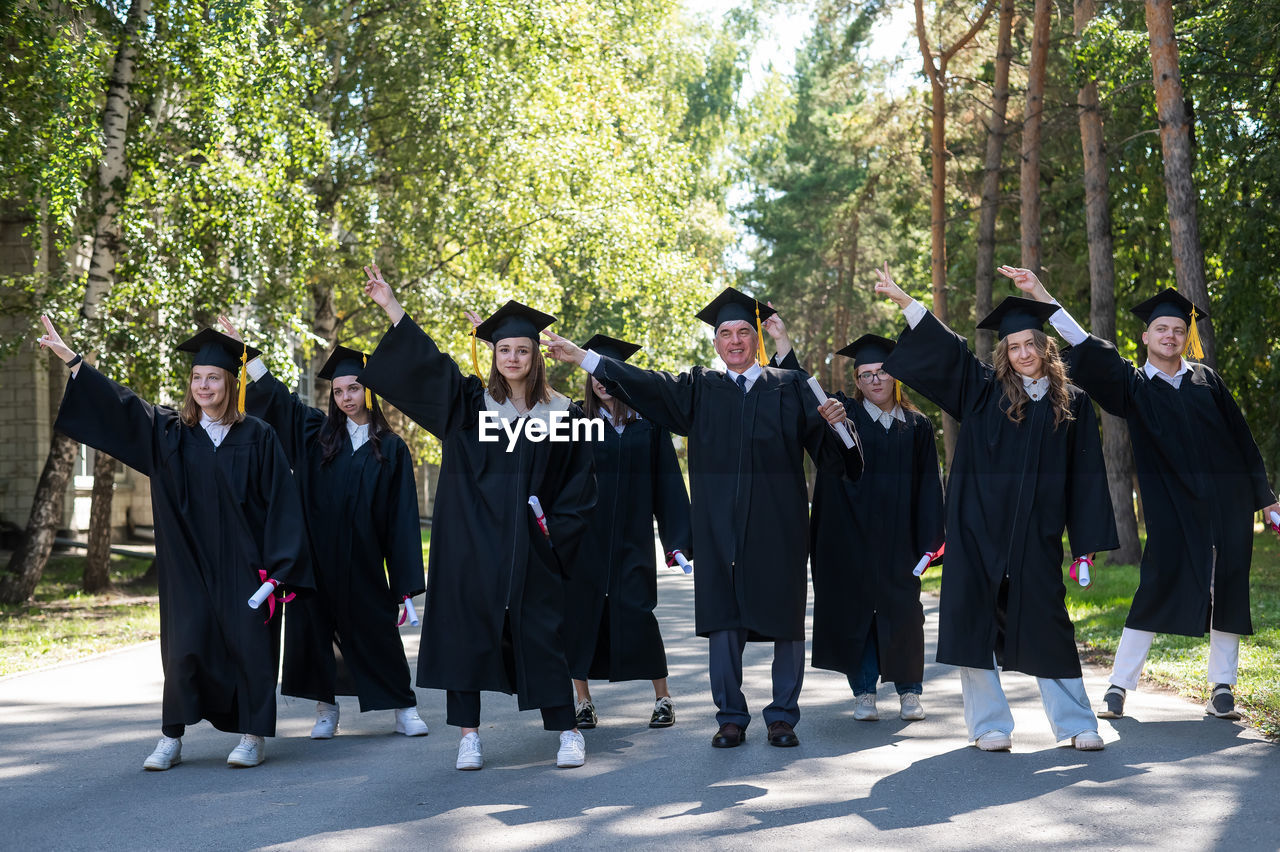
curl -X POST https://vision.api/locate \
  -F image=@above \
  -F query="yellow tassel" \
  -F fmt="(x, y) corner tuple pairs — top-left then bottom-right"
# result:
(363, 354), (372, 410)
(1184, 307), (1205, 360)
(893, 380), (903, 408)
(237, 343), (247, 414)
(470, 327), (486, 388)
(755, 303), (767, 367)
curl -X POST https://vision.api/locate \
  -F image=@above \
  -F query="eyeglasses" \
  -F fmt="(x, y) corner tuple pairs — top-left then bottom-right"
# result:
(857, 369), (889, 383)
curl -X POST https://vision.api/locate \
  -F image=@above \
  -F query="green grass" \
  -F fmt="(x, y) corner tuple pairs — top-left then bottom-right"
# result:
(921, 528), (1280, 739)
(0, 554), (159, 678)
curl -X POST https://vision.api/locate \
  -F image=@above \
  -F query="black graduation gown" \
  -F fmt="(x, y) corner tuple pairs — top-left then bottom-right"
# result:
(564, 413), (692, 681)
(1063, 336), (1276, 636)
(591, 356), (864, 642)
(361, 317), (596, 710)
(54, 365), (312, 736)
(884, 312), (1118, 678)
(246, 373), (424, 710)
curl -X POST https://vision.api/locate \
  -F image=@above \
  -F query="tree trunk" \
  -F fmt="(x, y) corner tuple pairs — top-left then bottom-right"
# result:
(310, 278), (336, 404)
(83, 450), (116, 593)
(914, 0), (994, 470)
(974, 0), (1015, 363)
(1145, 0), (1215, 366)
(0, 432), (79, 603)
(1020, 0), (1051, 276)
(1076, 0), (1143, 564)
(0, 0), (150, 603)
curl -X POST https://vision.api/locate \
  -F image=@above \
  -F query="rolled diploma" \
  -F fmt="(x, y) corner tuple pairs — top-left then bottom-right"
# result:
(672, 550), (693, 574)
(805, 376), (855, 450)
(912, 553), (931, 577)
(528, 495), (550, 537)
(1270, 510), (1280, 530)
(1077, 561), (1091, 587)
(248, 580), (275, 610)
(403, 597), (420, 627)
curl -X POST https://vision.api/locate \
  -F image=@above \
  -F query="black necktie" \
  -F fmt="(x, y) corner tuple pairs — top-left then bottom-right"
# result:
(736, 374), (748, 393)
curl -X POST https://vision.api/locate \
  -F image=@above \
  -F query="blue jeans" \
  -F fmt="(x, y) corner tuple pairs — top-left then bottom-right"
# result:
(958, 656), (1098, 742)
(847, 624), (923, 696)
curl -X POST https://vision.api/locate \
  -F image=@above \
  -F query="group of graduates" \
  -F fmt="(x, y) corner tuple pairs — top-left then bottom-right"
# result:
(34, 257), (1277, 773)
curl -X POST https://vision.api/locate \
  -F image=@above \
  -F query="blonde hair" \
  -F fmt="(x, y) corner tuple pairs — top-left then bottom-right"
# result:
(992, 331), (1073, 427)
(179, 367), (245, 427)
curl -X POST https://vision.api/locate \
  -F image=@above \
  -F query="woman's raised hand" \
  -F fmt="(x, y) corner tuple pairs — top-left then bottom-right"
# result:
(873, 262), (911, 308)
(540, 330), (586, 367)
(997, 265), (1051, 302)
(217, 315), (243, 342)
(36, 315), (77, 366)
(363, 263), (404, 325)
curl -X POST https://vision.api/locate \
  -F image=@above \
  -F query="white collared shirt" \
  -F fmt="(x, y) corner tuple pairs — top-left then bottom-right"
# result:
(599, 404), (641, 435)
(862, 398), (905, 431)
(200, 413), (230, 448)
(1143, 358), (1190, 389)
(1022, 374), (1050, 401)
(347, 417), (371, 452)
(725, 362), (764, 393)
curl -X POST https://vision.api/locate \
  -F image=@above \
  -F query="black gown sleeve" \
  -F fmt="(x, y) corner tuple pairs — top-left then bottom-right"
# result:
(797, 376), (865, 482)
(361, 316), (482, 439)
(542, 404), (597, 572)
(769, 349), (803, 372)
(244, 366), (324, 468)
(591, 356), (698, 436)
(1208, 369), (1277, 509)
(883, 311), (991, 422)
(253, 426), (313, 591)
(911, 414), (946, 557)
(651, 427), (693, 559)
(374, 437), (427, 599)
(1064, 390), (1120, 559)
(54, 364), (175, 475)
(1059, 334), (1140, 418)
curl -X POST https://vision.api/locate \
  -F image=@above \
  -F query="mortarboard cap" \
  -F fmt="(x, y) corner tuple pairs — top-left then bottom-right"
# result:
(582, 334), (641, 362)
(837, 334), (896, 367)
(695, 287), (775, 366)
(474, 300), (556, 345)
(977, 297), (1060, 340)
(318, 345), (372, 410)
(176, 328), (259, 414)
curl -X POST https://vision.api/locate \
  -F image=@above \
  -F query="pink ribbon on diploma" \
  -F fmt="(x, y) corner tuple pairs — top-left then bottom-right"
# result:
(256, 570), (295, 624)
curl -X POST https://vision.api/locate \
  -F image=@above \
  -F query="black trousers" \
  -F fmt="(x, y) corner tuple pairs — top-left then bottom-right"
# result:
(446, 690), (575, 731)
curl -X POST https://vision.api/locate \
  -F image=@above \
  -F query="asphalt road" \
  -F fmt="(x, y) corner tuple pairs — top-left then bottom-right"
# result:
(1, 572), (1276, 851)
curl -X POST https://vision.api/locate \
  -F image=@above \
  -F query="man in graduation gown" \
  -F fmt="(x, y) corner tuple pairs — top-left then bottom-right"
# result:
(243, 344), (428, 737)
(875, 268), (1117, 752)
(1015, 272), (1280, 720)
(543, 288), (863, 749)
(768, 329), (945, 723)
(44, 324), (312, 769)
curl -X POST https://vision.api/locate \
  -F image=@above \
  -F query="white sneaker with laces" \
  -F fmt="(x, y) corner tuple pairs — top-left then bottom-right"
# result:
(556, 730), (586, 768)
(456, 732), (483, 770)
(143, 736), (182, 771)
(1072, 730), (1105, 751)
(311, 701), (339, 739)
(975, 730), (1012, 752)
(899, 693), (926, 721)
(227, 734), (266, 767)
(395, 706), (429, 736)
(853, 692), (879, 721)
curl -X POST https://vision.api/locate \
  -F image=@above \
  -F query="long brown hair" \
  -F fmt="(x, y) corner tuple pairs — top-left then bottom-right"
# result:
(179, 367), (245, 427)
(849, 375), (920, 414)
(993, 330), (1074, 427)
(583, 373), (639, 425)
(486, 339), (552, 406)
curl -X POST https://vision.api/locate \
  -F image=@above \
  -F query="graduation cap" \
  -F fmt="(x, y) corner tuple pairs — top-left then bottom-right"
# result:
(1130, 287), (1209, 359)
(977, 297), (1060, 340)
(318, 345), (372, 411)
(176, 328), (259, 414)
(581, 334), (641, 363)
(836, 334), (895, 367)
(470, 300), (557, 387)
(695, 287), (776, 367)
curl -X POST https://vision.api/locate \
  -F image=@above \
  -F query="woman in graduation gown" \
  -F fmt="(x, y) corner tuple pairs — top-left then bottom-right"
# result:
(873, 265), (1118, 752)
(221, 319), (428, 740)
(767, 319), (944, 724)
(37, 317), (311, 771)
(565, 334), (693, 731)
(358, 264), (596, 771)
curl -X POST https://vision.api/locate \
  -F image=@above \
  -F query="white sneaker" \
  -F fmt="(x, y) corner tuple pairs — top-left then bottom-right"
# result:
(395, 706), (429, 736)
(227, 734), (266, 767)
(311, 701), (339, 739)
(556, 730), (586, 768)
(975, 730), (1012, 752)
(1072, 730), (1105, 751)
(456, 732), (483, 770)
(899, 693), (926, 721)
(143, 736), (182, 771)
(853, 692), (879, 721)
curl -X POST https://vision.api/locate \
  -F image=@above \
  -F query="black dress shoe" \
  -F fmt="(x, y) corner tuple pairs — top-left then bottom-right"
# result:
(711, 722), (746, 748)
(767, 721), (799, 747)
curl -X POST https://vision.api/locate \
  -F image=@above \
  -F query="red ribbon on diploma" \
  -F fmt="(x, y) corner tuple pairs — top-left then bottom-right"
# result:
(256, 570), (295, 624)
